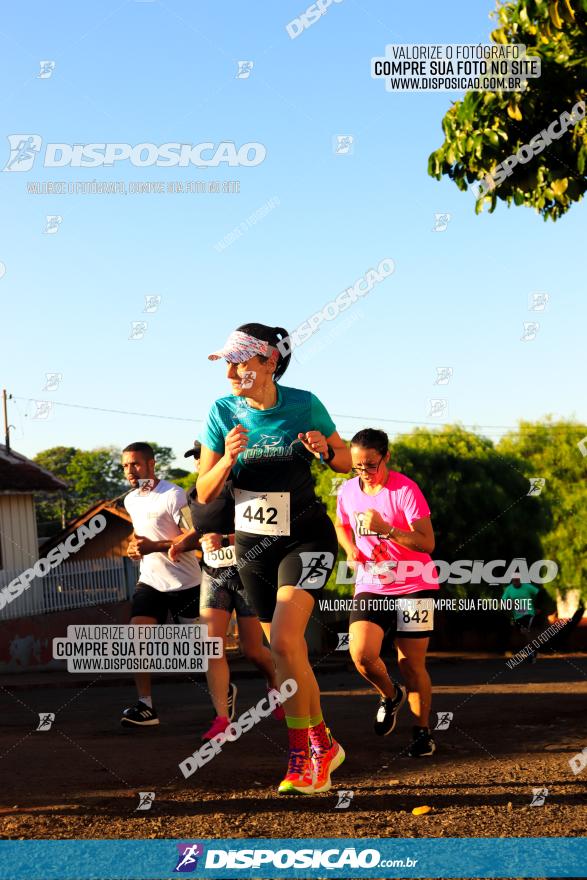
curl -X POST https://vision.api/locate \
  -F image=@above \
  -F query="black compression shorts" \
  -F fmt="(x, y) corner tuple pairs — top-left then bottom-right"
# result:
(235, 510), (338, 622)
(130, 582), (200, 624)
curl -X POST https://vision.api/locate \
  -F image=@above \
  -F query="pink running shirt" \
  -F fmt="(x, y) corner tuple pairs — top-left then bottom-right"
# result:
(336, 470), (439, 596)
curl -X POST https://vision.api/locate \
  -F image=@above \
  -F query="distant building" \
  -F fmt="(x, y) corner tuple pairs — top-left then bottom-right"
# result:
(0, 444), (66, 572)
(39, 498), (134, 560)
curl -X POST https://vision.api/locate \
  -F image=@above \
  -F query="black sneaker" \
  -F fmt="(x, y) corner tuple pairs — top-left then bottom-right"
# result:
(408, 725), (436, 757)
(373, 683), (407, 736)
(227, 682), (238, 722)
(120, 700), (159, 728)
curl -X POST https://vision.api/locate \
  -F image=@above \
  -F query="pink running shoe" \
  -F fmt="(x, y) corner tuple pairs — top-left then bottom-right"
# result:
(201, 715), (230, 741)
(267, 686), (286, 721)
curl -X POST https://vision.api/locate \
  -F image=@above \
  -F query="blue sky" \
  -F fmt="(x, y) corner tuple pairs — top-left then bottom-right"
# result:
(1, 0), (585, 468)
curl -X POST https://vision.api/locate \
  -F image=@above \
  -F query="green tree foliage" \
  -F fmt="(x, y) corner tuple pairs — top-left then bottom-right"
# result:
(33, 443), (178, 536)
(498, 418), (587, 595)
(389, 426), (550, 566)
(172, 472), (198, 493)
(33, 446), (78, 534)
(150, 443), (175, 478)
(66, 447), (126, 502)
(428, 0), (587, 220)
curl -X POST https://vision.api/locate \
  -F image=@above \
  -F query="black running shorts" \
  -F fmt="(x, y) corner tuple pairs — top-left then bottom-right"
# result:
(130, 582), (200, 624)
(348, 590), (437, 639)
(235, 509), (338, 622)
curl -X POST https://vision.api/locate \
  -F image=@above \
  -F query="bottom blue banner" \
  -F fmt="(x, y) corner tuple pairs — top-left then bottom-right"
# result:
(0, 838), (585, 879)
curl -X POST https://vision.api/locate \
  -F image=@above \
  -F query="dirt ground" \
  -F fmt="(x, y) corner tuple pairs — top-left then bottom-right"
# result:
(1, 654), (586, 875)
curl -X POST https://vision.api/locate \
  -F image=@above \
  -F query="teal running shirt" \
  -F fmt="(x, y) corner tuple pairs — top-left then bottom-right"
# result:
(201, 384), (336, 518)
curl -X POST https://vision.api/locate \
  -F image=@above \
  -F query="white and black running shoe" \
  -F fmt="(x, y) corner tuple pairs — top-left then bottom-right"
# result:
(120, 700), (159, 727)
(408, 725), (436, 757)
(373, 683), (407, 736)
(227, 682), (238, 722)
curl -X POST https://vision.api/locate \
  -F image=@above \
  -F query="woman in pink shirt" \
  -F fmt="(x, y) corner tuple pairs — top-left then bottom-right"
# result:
(335, 428), (438, 758)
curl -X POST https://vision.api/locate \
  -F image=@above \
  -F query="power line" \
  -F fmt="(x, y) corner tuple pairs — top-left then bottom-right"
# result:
(12, 395), (587, 433)
(331, 413), (587, 432)
(14, 397), (202, 423)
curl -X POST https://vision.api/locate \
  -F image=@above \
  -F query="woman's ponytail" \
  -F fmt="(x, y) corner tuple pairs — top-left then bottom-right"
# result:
(235, 322), (292, 380)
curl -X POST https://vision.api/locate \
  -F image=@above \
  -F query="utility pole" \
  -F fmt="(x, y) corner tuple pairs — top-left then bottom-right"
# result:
(2, 389), (10, 452)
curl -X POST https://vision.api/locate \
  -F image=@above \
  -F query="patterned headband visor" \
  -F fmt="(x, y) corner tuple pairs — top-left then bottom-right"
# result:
(208, 330), (276, 363)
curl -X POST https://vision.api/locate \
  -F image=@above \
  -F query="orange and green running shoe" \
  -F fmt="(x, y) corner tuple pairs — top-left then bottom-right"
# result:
(277, 748), (315, 795)
(311, 735), (346, 793)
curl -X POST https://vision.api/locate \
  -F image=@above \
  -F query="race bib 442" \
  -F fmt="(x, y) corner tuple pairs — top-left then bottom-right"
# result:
(234, 489), (290, 536)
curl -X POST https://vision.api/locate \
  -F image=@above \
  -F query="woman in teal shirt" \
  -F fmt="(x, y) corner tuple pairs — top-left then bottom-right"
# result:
(198, 322), (351, 795)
